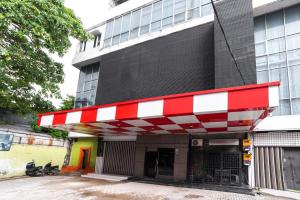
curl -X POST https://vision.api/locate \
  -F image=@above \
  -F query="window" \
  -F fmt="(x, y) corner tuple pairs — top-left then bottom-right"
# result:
(112, 17), (122, 45)
(93, 34), (101, 47)
(285, 5), (300, 36)
(201, 0), (213, 17)
(266, 11), (284, 40)
(174, 0), (186, 24)
(104, 20), (114, 47)
(255, 7), (300, 115)
(254, 16), (266, 42)
(102, 0), (214, 48)
(151, 1), (162, 32)
(187, 0), (200, 20)
(130, 9), (141, 39)
(290, 65), (300, 98)
(162, 0), (173, 28)
(75, 63), (100, 108)
(140, 5), (152, 35)
(120, 13), (131, 43)
(79, 41), (86, 52)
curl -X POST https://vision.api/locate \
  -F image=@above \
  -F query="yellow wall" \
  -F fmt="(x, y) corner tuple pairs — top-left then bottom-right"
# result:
(0, 144), (67, 178)
(70, 138), (98, 168)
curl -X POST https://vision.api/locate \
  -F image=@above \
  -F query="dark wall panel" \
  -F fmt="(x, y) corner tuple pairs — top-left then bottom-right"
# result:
(214, 0), (256, 88)
(96, 23), (214, 104)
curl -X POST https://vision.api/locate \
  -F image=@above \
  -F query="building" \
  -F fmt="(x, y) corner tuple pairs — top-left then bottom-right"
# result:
(38, 0), (300, 191)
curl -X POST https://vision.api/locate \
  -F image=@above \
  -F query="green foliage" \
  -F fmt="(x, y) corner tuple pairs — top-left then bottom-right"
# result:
(0, 0), (90, 114)
(58, 95), (75, 110)
(31, 116), (68, 139)
(31, 95), (76, 139)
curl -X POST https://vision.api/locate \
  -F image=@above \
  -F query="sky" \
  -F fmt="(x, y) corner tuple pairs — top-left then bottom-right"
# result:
(51, 0), (110, 107)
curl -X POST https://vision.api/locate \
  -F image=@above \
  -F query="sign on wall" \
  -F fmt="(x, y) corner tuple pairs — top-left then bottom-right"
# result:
(0, 133), (14, 151)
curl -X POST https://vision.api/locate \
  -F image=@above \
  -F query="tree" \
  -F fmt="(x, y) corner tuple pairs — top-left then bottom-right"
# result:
(58, 95), (75, 110)
(0, 0), (90, 114)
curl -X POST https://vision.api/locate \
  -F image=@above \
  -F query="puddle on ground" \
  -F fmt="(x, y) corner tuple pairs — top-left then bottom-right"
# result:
(184, 194), (204, 199)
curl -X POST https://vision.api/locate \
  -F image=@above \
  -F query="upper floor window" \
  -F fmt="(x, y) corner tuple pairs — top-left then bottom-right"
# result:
(93, 34), (101, 48)
(254, 4), (300, 116)
(79, 41), (86, 52)
(75, 63), (100, 108)
(103, 0), (213, 48)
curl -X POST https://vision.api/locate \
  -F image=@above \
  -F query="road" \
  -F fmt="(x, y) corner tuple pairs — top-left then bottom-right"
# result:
(0, 176), (294, 200)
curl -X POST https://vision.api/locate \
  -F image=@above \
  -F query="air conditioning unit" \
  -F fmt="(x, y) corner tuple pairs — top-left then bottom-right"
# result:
(191, 139), (203, 147)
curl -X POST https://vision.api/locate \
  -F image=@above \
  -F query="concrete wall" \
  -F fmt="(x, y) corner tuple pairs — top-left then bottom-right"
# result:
(134, 135), (189, 181)
(0, 144), (67, 178)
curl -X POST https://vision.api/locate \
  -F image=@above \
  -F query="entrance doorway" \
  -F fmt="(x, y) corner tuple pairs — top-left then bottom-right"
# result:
(144, 151), (158, 178)
(144, 148), (175, 178)
(283, 148), (300, 190)
(78, 147), (91, 172)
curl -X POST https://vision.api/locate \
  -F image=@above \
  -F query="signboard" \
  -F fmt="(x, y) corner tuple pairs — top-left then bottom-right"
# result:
(243, 139), (252, 151)
(209, 139), (239, 146)
(0, 133), (14, 151)
(243, 153), (252, 166)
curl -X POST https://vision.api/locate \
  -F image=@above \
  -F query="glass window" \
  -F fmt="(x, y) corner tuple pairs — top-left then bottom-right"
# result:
(93, 34), (101, 47)
(104, 20), (114, 47)
(151, 1), (162, 32)
(140, 5), (152, 35)
(187, 0), (200, 20)
(285, 5), (300, 36)
(174, 0), (186, 24)
(266, 11), (284, 40)
(75, 64), (99, 108)
(292, 98), (300, 114)
(256, 56), (268, 71)
(77, 72), (85, 93)
(268, 53), (286, 69)
(267, 37), (285, 54)
(289, 65), (300, 98)
(255, 42), (266, 56)
(257, 70), (268, 84)
(201, 0), (210, 4)
(162, 0), (173, 28)
(201, 2), (213, 17)
(92, 65), (99, 80)
(84, 81), (92, 91)
(286, 33), (300, 51)
(254, 17), (266, 42)
(272, 99), (291, 116)
(120, 13), (131, 43)
(112, 17), (122, 45)
(270, 67), (289, 99)
(130, 9), (141, 39)
(287, 49), (300, 66)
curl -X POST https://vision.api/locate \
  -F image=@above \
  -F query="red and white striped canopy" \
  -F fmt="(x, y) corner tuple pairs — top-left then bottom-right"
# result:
(38, 82), (279, 136)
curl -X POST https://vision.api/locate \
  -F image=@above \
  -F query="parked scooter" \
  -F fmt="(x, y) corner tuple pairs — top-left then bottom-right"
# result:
(25, 160), (44, 177)
(43, 161), (60, 175)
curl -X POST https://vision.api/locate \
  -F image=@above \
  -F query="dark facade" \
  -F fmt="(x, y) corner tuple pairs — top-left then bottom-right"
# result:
(214, 0), (256, 88)
(96, 23), (215, 104)
(77, 0), (259, 187)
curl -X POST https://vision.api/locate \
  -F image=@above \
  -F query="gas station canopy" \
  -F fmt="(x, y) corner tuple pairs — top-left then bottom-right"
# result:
(38, 82), (280, 136)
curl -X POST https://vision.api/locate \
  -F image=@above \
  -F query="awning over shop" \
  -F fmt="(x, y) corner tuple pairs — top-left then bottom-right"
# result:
(38, 82), (280, 136)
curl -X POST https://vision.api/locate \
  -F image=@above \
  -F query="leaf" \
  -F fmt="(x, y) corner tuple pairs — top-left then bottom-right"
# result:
(0, 0), (89, 114)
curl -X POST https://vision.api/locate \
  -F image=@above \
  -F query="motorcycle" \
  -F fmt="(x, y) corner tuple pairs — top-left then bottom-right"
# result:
(43, 161), (60, 175)
(25, 160), (44, 177)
